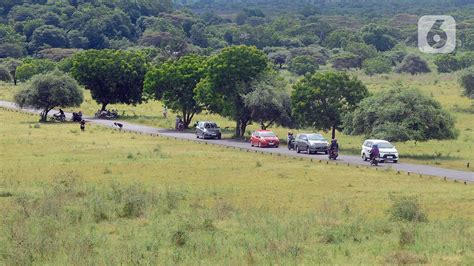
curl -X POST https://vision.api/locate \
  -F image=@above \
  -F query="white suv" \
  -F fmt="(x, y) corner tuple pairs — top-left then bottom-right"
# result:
(361, 139), (399, 163)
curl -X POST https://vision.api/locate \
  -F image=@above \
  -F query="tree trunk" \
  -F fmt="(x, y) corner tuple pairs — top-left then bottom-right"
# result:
(40, 108), (50, 122)
(101, 103), (108, 111)
(235, 120), (241, 138)
(331, 126), (336, 140)
(183, 111), (195, 129)
(13, 75), (17, 86)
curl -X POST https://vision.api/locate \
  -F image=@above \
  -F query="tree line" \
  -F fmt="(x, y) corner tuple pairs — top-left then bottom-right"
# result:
(12, 46), (459, 142)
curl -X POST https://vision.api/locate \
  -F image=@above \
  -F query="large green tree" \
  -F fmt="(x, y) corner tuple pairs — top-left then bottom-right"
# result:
(14, 71), (83, 122)
(242, 72), (293, 130)
(144, 55), (205, 128)
(196, 45), (268, 137)
(291, 71), (369, 139)
(71, 49), (148, 111)
(344, 87), (458, 142)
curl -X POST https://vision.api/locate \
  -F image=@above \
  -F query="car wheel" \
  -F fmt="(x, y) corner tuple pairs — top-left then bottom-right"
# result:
(296, 145), (300, 153)
(325, 150), (328, 155)
(251, 141), (254, 147)
(362, 153), (367, 161)
(306, 147), (311, 154)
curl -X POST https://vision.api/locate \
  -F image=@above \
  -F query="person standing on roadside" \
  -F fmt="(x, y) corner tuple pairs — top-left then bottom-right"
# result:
(163, 106), (168, 118)
(80, 119), (86, 131)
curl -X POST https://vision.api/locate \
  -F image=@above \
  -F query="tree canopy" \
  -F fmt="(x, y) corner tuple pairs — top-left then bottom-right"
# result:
(343, 86), (458, 142)
(291, 71), (369, 139)
(196, 45), (268, 137)
(71, 49), (148, 111)
(144, 54), (205, 128)
(14, 71), (83, 122)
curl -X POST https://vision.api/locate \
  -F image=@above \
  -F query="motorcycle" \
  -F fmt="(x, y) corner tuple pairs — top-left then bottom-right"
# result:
(53, 113), (66, 122)
(176, 121), (185, 131)
(328, 148), (338, 160)
(95, 110), (119, 120)
(287, 137), (296, 150)
(72, 112), (82, 122)
(370, 154), (380, 166)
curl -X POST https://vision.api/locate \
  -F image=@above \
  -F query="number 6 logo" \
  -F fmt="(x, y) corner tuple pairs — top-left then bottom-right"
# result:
(418, 16), (456, 54)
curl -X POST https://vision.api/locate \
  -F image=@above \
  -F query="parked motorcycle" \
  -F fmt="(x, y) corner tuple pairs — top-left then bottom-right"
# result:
(95, 110), (118, 120)
(72, 112), (82, 122)
(53, 113), (66, 122)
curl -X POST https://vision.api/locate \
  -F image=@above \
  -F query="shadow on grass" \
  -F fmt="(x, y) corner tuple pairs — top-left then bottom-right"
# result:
(401, 153), (462, 161)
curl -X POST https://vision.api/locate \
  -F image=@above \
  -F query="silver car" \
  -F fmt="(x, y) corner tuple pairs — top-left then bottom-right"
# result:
(295, 133), (329, 154)
(196, 121), (222, 139)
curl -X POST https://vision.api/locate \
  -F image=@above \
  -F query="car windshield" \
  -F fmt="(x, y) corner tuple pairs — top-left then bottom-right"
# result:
(307, 134), (326, 141)
(377, 142), (394, 148)
(260, 132), (276, 137)
(205, 123), (218, 128)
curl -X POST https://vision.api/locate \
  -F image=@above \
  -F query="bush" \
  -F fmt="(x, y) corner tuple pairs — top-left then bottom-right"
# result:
(0, 65), (12, 82)
(459, 67), (474, 99)
(396, 54), (430, 74)
(389, 196), (427, 222)
(362, 55), (392, 75)
(288, 55), (319, 75)
(332, 53), (359, 70)
(434, 54), (461, 73)
(16, 58), (56, 82)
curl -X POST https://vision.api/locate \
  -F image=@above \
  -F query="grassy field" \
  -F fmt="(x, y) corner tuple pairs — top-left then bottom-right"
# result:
(0, 109), (473, 264)
(1, 69), (473, 171)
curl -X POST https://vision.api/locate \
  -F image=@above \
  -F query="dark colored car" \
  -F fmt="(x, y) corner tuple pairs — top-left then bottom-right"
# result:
(196, 121), (222, 139)
(250, 130), (280, 148)
(295, 133), (329, 154)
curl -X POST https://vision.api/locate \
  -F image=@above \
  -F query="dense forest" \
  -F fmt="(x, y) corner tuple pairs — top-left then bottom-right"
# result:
(1, 0), (473, 61)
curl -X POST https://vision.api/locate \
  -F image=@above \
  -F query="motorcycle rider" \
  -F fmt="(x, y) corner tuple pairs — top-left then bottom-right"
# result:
(370, 144), (380, 161)
(329, 139), (339, 152)
(287, 131), (295, 149)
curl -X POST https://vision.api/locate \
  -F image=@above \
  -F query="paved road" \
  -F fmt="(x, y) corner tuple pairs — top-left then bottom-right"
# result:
(1, 100), (473, 183)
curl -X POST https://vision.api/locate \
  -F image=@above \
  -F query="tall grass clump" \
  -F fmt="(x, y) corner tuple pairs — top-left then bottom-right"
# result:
(388, 196), (427, 222)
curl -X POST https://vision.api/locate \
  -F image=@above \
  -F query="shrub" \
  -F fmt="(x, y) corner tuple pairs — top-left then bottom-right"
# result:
(389, 197), (427, 222)
(172, 230), (187, 247)
(396, 54), (430, 74)
(288, 55), (319, 75)
(362, 55), (392, 75)
(459, 67), (474, 99)
(332, 53), (359, 70)
(0, 65), (12, 82)
(399, 228), (416, 247)
(16, 58), (57, 82)
(434, 54), (461, 73)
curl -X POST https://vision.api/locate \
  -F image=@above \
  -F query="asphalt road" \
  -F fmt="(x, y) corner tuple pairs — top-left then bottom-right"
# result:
(1, 100), (473, 183)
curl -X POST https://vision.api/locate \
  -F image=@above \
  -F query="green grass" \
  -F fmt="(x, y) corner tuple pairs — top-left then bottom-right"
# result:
(1, 70), (473, 171)
(0, 109), (473, 264)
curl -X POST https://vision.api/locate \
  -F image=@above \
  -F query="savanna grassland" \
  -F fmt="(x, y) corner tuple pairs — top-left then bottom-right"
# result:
(0, 109), (473, 264)
(1, 68), (473, 171)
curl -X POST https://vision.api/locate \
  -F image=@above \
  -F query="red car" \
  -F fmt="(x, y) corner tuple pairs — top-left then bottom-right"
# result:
(250, 130), (280, 148)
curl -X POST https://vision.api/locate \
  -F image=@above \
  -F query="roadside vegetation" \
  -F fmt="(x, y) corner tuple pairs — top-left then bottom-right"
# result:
(0, 110), (473, 264)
